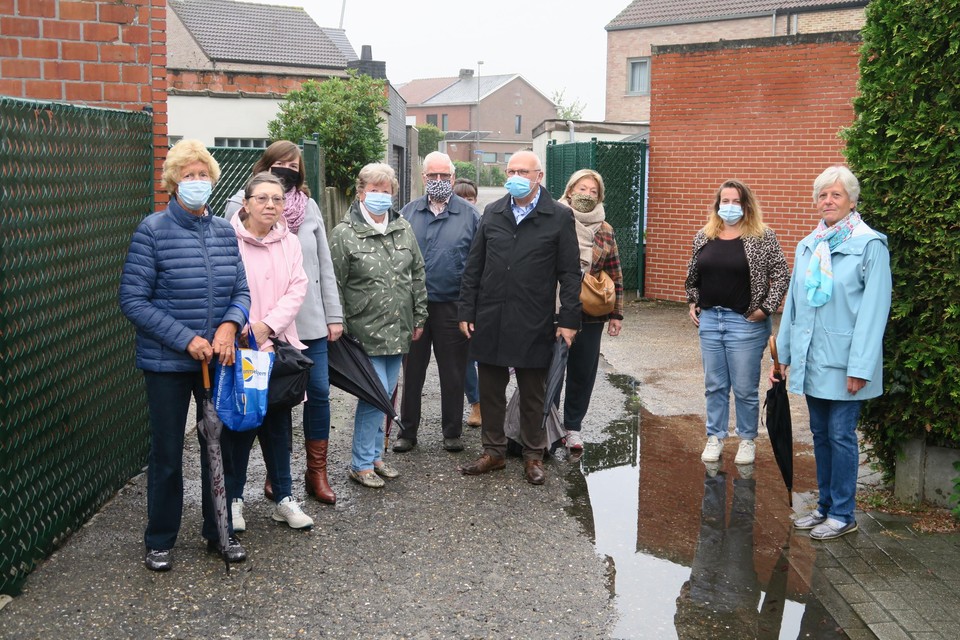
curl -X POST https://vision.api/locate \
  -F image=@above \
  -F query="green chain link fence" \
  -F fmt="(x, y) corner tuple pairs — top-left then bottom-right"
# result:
(546, 140), (648, 294)
(0, 98), (154, 594)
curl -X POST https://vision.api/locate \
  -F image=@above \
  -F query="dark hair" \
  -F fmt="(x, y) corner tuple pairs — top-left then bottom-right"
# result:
(253, 140), (309, 196)
(453, 177), (477, 200)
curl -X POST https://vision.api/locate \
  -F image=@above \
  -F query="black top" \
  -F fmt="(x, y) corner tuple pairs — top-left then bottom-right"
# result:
(697, 237), (751, 314)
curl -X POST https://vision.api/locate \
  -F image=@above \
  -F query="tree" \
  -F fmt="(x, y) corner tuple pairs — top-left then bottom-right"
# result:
(417, 124), (445, 159)
(843, 1), (960, 477)
(453, 160), (476, 183)
(551, 89), (586, 121)
(268, 73), (388, 195)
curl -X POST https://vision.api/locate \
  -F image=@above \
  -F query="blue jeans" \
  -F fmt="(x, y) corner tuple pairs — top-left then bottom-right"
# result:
(223, 407), (294, 504)
(351, 354), (402, 472)
(464, 359), (479, 405)
(143, 370), (232, 549)
(806, 396), (862, 524)
(698, 307), (771, 440)
(302, 338), (331, 441)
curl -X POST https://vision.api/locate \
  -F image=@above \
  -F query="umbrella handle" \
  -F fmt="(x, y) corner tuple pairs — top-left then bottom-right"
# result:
(202, 363), (211, 390)
(769, 336), (782, 376)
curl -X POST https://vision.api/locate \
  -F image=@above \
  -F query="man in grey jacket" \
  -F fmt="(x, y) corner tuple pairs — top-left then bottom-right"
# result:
(394, 152), (480, 454)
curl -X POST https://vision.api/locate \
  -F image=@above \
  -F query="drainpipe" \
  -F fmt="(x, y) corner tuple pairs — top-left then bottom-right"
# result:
(771, 8), (777, 36)
(567, 120), (575, 143)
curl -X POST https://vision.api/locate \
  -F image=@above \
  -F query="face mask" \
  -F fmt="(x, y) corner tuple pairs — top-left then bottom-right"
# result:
(425, 179), (453, 202)
(505, 175), (533, 199)
(271, 167), (299, 193)
(363, 191), (393, 214)
(570, 193), (598, 213)
(178, 180), (212, 210)
(718, 203), (743, 224)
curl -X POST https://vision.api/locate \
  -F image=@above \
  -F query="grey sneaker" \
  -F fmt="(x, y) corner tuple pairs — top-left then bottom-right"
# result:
(701, 436), (723, 462)
(810, 518), (858, 540)
(272, 497), (314, 529)
(793, 510), (827, 530)
(231, 498), (245, 532)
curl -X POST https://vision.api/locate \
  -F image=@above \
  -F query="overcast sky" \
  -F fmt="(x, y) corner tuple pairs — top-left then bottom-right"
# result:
(258, 0), (632, 121)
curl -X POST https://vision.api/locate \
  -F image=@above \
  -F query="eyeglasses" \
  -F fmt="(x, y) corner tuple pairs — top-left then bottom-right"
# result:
(424, 173), (452, 181)
(251, 195), (285, 205)
(506, 168), (540, 177)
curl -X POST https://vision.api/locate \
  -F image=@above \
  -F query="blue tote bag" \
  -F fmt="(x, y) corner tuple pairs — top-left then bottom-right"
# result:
(214, 304), (274, 431)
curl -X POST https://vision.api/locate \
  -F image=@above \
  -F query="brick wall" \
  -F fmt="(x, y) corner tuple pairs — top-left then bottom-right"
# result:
(644, 32), (861, 302)
(0, 0), (167, 205)
(169, 69), (314, 95)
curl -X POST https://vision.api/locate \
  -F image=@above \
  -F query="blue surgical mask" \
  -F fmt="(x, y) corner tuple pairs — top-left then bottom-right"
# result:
(505, 175), (533, 198)
(177, 180), (212, 211)
(363, 192), (393, 214)
(718, 203), (743, 224)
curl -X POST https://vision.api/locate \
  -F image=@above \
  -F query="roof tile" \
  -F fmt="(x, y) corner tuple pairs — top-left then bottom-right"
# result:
(607, 0), (866, 29)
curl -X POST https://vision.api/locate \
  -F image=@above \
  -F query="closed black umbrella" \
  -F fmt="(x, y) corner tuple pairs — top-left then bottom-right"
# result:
(764, 336), (793, 506)
(543, 336), (569, 430)
(199, 365), (231, 572)
(327, 333), (401, 434)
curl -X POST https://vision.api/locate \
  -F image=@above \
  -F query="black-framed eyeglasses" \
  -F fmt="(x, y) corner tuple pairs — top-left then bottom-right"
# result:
(506, 168), (540, 177)
(424, 172), (453, 181)
(251, 195), (285, 205)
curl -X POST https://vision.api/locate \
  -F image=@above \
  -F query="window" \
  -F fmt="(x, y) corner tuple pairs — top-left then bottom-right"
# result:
(213, 137), (268, 148)
(628, 57), (651, 95)
(441, 114), (449, 131)
(503, 152), (513, 164)
(514, 115), (522, 135)
(482, 151), (497, 163)
(426, 114), (438, 126)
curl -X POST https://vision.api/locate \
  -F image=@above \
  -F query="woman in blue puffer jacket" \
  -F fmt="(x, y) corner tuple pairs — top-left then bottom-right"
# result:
(119, 139), (250, 572)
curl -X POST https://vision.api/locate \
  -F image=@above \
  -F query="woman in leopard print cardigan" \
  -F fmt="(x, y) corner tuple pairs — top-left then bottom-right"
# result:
(685, 179), (789, 467)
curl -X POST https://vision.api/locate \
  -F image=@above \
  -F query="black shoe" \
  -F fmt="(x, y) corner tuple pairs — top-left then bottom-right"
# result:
(207, 536), (247, 563)
(392, 437), (416, 453)
(443, 437), (464, 452)
(145, 548), (173, 572)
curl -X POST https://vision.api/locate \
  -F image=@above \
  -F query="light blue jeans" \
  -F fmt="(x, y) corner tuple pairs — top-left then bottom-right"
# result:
(806, 396), (862, 525)
(698, 307), (771, 441)
(351, 354), (402, 472)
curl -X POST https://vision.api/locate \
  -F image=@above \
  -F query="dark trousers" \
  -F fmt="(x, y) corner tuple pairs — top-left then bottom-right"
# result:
(143, 370), (233, 549)
(223, 406), (294, 504)
(478, 363), (547, 461)
(552, 321), (604, 432)
(399, 301), (469, 440)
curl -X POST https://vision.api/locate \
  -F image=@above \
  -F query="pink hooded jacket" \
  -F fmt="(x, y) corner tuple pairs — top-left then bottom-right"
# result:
(231, 214), (308, 351)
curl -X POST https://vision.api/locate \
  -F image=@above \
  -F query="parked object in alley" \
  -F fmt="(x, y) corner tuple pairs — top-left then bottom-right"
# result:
(764, 336), (793, 506)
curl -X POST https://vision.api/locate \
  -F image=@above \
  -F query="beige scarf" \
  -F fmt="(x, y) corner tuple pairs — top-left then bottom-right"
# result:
(570, 202), (605, 270)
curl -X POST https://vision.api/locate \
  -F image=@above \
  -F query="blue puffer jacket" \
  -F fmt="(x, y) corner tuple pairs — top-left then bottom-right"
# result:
(119, 198), (250, 372)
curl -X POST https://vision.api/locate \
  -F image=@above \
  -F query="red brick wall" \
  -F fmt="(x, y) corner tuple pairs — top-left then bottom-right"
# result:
(0, 0), (167, 205)
(168, 69), (315, 95)
(644, 33), (860, 301)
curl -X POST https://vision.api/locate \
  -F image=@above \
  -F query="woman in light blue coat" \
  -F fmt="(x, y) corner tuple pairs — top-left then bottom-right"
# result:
(775, 165), (891, 541)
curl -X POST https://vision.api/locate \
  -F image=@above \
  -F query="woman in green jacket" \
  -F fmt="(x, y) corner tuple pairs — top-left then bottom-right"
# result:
(329, 163), (428, 488)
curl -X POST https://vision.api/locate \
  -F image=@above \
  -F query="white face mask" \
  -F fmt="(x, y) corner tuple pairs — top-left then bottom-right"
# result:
(718, 204), (743, 224)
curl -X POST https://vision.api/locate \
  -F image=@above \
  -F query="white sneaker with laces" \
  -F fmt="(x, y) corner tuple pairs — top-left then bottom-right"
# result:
(565, 430), (584, 450)
(231, 498), (245, 532)
(272, 497), (314, 530)
(701, 436), (723, 462)
(734, 439), (756, 465)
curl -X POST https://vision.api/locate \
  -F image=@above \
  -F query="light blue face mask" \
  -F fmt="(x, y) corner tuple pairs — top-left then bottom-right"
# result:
(177, 180), (212, 211)
(717, 203), (743, 224)
(504, 175), (533, 198)
(363, 191), (393, 214)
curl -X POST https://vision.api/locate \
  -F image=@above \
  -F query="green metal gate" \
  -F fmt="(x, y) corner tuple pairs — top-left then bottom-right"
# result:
(0, 98), (154, 594)
(546, 139), (648, 295)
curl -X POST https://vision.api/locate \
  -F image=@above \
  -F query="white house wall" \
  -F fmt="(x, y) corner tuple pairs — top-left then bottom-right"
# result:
(168, 95), (283, 145)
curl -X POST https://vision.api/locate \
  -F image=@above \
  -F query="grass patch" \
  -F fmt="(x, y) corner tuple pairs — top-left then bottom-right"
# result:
(858, 486), (960, 534)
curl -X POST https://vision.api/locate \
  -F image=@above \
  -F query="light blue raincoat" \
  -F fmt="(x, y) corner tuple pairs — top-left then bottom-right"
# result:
(776, 221), (891, 400)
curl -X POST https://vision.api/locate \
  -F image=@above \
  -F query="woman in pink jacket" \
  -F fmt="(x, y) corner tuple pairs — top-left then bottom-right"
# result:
(224, 172), (313, 530)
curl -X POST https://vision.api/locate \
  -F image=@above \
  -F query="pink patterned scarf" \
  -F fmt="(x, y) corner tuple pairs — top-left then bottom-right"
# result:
(283, 188), (307, 234)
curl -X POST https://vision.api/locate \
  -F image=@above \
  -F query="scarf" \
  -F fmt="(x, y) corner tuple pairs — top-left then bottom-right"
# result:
(569, 201), (605, 271)
(359, 201), (388, 235)
(804, 210), (862, 307)
(283, 188), (307, 234)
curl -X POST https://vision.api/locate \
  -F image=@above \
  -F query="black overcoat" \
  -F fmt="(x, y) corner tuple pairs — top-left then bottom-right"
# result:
(458, 188), (581, 368)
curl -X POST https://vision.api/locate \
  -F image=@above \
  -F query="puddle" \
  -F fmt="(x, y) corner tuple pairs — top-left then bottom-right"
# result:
(565, 374), (848, 639)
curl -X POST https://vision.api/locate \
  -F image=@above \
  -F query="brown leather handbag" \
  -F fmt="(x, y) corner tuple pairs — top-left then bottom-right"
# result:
(580, 270), (615, 316)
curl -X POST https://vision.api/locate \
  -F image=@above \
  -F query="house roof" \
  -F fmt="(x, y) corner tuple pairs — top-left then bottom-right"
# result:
(396, 77), (459, 105)
(606, 0), (867, 29)
(399, 73), (552, 107)
(169, 0), (357, 68)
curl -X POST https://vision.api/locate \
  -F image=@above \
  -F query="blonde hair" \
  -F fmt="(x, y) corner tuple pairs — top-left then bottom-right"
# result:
(703, 179), (766, 239)
(162, 139), (220, 194)
(563, 169), (605, 203)
(355, 162), (398, 198)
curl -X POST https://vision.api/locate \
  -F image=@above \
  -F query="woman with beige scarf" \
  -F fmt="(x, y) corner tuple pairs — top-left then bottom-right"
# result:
(554, 169), (624, 452)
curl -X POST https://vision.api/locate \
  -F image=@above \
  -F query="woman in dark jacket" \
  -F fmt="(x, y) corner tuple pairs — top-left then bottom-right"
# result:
(119, 139), (249, 572)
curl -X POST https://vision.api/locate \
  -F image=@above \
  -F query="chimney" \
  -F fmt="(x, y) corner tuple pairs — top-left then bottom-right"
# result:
(348, 45), (387, 80)
(459, 69), (474, 79)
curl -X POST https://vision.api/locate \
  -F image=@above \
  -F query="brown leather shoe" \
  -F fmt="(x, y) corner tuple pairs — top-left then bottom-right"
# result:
(460, 453), (506, 475)
(263, 476), (274, 502)
(466, 403), (481, 427)
(305, 439), (336, 505)
(524, 459), (545, 485)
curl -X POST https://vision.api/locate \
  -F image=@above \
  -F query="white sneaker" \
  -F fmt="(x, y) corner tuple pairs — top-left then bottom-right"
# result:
(794, 510), (826, 530)
(272, 497), (313, 530)
(701, 436), (723, 462)
(565, 430), (584, 450)
(231, 498), (245, 533)
(734, 439), (756, 465)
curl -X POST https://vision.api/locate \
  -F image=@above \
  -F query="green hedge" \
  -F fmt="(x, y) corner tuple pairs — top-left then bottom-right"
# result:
(844, 1), (960, 477)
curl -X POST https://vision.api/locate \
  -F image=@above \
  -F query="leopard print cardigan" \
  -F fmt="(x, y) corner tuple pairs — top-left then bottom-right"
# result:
(684, 226), (790, 318)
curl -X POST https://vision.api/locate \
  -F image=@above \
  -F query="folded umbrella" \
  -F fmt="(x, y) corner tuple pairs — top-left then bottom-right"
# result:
(543, 336), (569, 430)
(763, 335), (793, 506)
(327, 333), (401, 433)
(198, 365), (231, 572)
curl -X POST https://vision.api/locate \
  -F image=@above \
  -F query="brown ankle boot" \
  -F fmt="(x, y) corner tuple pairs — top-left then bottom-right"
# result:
(305, 439), (336, 504)
(263, 477), (274, 502)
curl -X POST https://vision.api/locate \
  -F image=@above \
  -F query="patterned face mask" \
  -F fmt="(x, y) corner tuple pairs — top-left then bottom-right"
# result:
(425, 179), (453, 202)
(570, 193), (598, 213)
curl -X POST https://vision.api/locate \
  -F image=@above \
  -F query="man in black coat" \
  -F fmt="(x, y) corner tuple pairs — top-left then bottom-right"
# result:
(458, 150), (581, 485)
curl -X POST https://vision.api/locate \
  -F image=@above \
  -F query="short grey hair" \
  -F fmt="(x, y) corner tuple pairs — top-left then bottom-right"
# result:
(356, 162), (398, 197)
(422, 151), (455, 175)
(813, 165), (860, 205)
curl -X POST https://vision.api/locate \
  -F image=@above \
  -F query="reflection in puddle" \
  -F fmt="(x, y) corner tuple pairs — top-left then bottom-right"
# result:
(565, 374), (846, 639)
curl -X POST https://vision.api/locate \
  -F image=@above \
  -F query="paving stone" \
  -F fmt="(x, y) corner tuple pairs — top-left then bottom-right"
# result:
(870, 591), (911, 610)
(911, 633), (945, 640)
(821, 567), (857, 585)
(852, 572), (891, 592)
(866, 622), (911, 640)
(851, 602), (892, 624)
(836, 582), (873, 604)
(837, 555), (873, 574)
(844, 630), (879, 640)
(887, 608), (935, 633)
